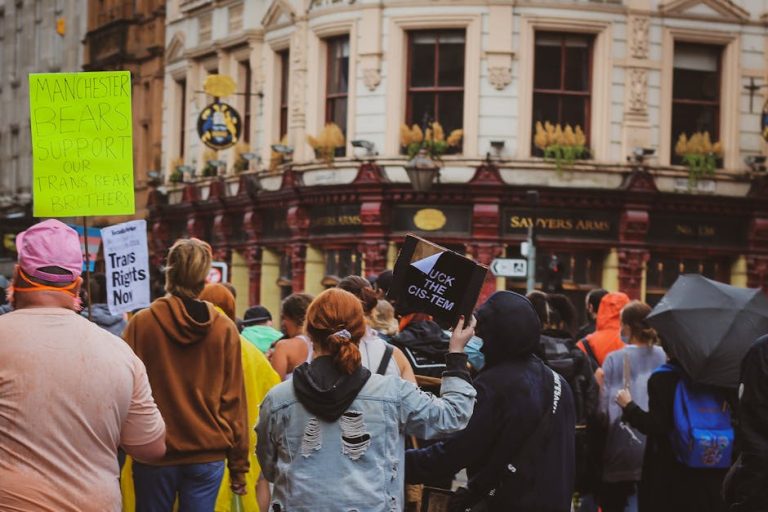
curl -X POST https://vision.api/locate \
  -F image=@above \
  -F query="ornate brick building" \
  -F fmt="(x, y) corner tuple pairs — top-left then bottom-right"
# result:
(83, 0), (166, 221)
(0, 0), (87, 275)
(151, 0), (768, 319)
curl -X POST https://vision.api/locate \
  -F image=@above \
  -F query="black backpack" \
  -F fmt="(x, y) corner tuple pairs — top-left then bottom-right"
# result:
(539, 334), (595, 424)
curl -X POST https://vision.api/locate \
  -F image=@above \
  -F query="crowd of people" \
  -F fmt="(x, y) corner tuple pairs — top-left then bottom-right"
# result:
(1, 221), (768, 512)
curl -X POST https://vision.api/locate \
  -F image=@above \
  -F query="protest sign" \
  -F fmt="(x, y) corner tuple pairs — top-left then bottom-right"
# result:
(29, 71), (135, 217)
(101, 220), (149, 315)
(388, 235), (488, 328)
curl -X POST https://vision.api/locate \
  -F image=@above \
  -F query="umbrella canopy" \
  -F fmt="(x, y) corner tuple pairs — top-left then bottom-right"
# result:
(647, 274), (768, 388)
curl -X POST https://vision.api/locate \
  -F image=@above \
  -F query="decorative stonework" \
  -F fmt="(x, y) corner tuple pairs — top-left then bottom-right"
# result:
(289, 23), (307, 127)
(618, 248), (648, 300)
(309, 0), (356, 9)
(628, 68), (648, 113)
(747, 255), (768, 291)
(362, 68), (381, 91)
(358, 241), (388, 275)
(229, 3), (244, 33)
(488, 67), (512, 91)
(628, 16), (649, 60)
(198, 12), (212, 43)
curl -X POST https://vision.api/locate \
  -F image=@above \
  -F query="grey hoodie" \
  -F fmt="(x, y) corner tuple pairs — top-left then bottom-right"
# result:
(82, 303), (126, 337)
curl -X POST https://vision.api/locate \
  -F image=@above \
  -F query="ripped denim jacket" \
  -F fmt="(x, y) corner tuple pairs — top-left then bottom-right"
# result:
(256, 372), (476, 512)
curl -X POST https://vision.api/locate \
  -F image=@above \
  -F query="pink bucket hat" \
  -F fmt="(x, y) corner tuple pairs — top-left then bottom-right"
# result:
(16, 219), (83, 283)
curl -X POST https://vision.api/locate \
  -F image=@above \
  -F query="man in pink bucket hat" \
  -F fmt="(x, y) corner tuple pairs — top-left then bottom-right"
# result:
(0, 219), (166, 511)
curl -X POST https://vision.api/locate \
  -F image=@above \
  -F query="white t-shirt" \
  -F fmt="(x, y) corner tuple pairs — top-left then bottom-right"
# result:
(0, 308), (165, 511)
(360, 328), (401, 377)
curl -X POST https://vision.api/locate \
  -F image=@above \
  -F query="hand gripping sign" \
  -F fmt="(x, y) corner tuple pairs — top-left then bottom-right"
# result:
(388, 235), (488, 328)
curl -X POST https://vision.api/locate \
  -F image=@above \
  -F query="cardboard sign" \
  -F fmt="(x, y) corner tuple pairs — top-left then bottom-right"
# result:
(101, 220), (150, 315)
(29, 71), (135, 217)
(388, 235), (488, 328)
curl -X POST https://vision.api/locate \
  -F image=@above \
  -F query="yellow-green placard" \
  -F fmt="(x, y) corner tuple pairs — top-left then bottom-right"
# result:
(29, 71), (135, 217)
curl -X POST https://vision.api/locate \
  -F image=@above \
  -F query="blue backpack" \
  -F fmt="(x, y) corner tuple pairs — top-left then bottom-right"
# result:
(655, 363), (734, 469)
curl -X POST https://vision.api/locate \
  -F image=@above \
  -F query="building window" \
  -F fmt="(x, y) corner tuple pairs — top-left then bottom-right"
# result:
(324, 249), (361, 283)
(671, 43), (722, 165)
(239, 60), (252, 143)
(176, 78), (186, 159)
(406, 30), (465, 145)
(325, 36), (349, 155)
(645, 254), (730, 306)
(279, 50), (290, 141)
(531, 32), (593, 156)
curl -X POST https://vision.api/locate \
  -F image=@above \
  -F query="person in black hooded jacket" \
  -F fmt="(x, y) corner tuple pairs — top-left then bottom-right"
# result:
(723, 333), (768, 511)
(405, 291), (576, 512)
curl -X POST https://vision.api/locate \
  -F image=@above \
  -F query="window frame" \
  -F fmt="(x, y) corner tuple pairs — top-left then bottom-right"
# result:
(324, 35), (350, 133)
(658, 28), (738, 169)
(405, 29), (466, 136)
(670, 42), (723, 165)
(239, 59), (252, 144)
(531, 31), (594, 155)
(177, 78), (186, 159)
(278, 50), (290, 141)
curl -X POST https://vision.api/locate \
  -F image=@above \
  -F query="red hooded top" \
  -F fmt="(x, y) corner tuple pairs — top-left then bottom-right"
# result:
(577, 292), (630, 366)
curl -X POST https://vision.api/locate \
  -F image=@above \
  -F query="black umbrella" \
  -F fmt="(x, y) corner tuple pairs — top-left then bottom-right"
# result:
(646, 274), (768, 388)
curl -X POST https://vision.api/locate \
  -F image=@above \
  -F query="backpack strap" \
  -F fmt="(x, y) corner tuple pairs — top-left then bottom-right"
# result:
(580, 338), (599, 368)
(376, 343), (395, 375)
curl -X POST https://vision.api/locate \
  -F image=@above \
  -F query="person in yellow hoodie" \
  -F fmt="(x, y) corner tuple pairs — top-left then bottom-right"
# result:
(121, 283), (279, 512)
(199, 284), (280, 512)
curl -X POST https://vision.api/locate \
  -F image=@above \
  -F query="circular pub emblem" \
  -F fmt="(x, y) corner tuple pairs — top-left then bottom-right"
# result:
(413, 208), (447, 231)
(197, 101), (242, 150)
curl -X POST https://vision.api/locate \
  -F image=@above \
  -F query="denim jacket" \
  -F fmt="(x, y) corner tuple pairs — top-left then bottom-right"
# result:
(256, 374), (476, 512)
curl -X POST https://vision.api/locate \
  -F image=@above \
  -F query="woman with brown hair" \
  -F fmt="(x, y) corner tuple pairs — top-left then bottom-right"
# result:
(337, 275), (416, 383)
(256, 288), (476, 512)
(597, 300), (666, 512)
(268, 292), (314, 380)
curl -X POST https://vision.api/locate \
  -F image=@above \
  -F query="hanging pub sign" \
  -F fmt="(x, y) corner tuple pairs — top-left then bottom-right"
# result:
(197, 101), (242, 150)
(762, 99), (768, 142)
(388, 235), (488, 328)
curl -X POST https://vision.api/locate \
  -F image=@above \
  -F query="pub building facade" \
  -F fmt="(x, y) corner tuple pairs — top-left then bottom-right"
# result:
(152, 0), (768, 319)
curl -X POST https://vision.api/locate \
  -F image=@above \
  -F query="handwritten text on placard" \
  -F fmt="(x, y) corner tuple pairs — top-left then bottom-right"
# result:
(29, 71), (135, 217)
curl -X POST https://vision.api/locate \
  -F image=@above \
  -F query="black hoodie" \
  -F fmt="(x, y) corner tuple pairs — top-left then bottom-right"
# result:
(292, 356), (372, 422)
(406, 291), (576, 512)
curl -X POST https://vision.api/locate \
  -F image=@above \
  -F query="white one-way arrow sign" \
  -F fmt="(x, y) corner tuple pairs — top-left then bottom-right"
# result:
(490, 258), (528, 278)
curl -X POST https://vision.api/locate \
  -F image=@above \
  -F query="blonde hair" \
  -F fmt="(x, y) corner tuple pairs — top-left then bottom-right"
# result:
(164, 238), (212, 299)
(371, 299), (398, 336)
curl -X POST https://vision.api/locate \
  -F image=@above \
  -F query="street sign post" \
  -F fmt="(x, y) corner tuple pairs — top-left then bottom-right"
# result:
(207, 261), (229, 283)
(490, 258), (528, 278)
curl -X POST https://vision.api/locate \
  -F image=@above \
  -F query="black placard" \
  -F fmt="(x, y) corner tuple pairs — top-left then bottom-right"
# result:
(648, 214), (747, 247)
(308, 205), (362, 235)
(502, 208), (618, 239)
(388, 235), (488, 328)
